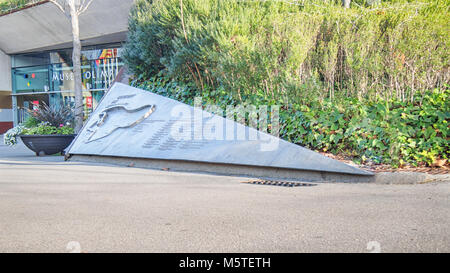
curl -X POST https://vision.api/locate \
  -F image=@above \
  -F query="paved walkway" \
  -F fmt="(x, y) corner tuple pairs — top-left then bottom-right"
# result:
(0, 136), (449, 252)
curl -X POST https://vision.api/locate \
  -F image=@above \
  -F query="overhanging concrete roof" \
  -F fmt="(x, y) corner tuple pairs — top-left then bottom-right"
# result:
(0, 0), (135, 54)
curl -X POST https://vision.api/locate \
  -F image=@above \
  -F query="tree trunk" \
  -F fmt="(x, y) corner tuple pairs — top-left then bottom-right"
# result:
(342, 0), (351, 8)
(69, 2), (84, 133)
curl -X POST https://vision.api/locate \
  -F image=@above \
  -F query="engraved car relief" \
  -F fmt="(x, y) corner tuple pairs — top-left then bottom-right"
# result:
(85, 104), (156, 143)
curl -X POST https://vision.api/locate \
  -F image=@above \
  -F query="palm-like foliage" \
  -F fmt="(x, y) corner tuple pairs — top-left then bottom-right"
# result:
(26, 102), (74, 128)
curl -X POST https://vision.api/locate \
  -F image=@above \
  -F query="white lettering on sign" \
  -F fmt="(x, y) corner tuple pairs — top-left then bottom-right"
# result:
(51, 70), (116, 83)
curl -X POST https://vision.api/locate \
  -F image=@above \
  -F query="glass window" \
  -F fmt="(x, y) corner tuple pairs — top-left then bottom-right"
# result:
(49, 49), (73, 66)
(12, 65), (50, 94)
(12, 45), (124, 94)
(12, 44), (124, 124)
(12, 52), (50, 68)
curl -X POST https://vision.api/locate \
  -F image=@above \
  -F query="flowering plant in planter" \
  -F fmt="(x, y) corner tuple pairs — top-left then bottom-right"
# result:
(4, 103), (76, 155)
(21, 122), (75, 136)
(4, 103), (75, 146)
(3, 125), (25, 146)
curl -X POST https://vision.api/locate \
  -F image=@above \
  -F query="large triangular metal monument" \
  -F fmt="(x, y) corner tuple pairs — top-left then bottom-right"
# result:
(67, 83), (373, 180)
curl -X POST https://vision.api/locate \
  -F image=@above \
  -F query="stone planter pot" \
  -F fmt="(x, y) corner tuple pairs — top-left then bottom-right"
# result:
(20, 135), (77, 156)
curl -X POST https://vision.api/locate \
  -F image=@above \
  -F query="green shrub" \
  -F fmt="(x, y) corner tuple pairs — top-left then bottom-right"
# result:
(126, 0), (449, 167)
(124, 0), (449, 103)
(22, 116), (40, 128)
(135, 77), (449, 167)
(278, 88), (449, 167)
(22, 122), (74, 136)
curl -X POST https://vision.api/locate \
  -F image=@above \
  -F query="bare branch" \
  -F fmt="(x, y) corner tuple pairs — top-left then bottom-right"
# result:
(48, 0), (67, 14)
(77, 0), (95, 15)
(77, 0), (87, 13)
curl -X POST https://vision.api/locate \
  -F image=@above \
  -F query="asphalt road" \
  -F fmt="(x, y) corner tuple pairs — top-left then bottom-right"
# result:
(0, 138), (449, 253)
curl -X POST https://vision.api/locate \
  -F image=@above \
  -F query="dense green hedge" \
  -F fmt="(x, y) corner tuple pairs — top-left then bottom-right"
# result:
(124, 0), (449, 103)
(134, 77), (449, 167)
(125, 0), (449, 167)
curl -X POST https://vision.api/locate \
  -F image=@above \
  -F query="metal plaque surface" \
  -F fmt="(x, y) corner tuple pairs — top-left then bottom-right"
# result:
(68, 83), (372, 176)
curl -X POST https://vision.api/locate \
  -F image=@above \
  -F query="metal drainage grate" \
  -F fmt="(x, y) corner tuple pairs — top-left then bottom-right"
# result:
(242, 180), (317, 188)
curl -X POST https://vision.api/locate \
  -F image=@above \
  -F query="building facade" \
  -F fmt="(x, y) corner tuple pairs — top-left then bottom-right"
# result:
(0, 49), (12, 133)
(0, 0), (135, 133)
(11, 45), (124, 124)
